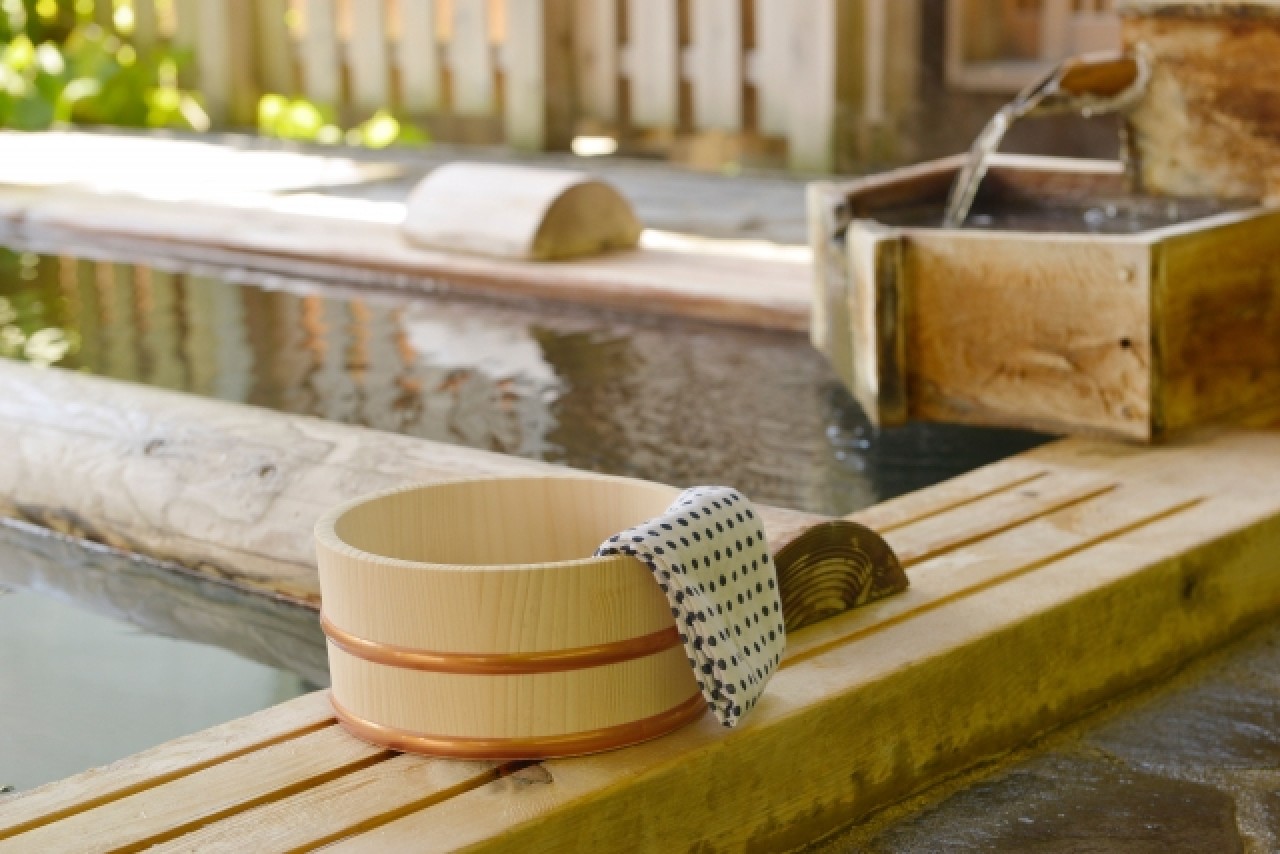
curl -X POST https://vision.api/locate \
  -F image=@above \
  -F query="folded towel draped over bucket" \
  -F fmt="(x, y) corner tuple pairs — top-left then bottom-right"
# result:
(597, 486), (785, 727)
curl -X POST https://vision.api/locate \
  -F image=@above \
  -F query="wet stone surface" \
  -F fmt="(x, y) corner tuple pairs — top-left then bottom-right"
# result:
(864, 753), (1242, 854)
(819, 619), (1280, 852)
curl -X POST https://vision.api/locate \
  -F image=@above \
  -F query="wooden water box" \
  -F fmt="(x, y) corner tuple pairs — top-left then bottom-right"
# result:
(809, 154), (1280, 441)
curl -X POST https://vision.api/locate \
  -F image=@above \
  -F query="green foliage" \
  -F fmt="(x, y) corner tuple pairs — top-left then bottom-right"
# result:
(0, 0), (207, 132)
(258, 94), (429, 149)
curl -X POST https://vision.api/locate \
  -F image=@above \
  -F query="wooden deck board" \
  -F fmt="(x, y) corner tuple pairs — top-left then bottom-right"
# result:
(5, 429), (1280, 851)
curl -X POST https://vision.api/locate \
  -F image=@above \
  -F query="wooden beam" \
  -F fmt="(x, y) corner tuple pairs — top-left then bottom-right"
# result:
(13, 428), (1280, 849)
(0, 185), (812, 332)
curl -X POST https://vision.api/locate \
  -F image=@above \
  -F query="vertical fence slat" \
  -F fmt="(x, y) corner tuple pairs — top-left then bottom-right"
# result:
(785, 0), (836, 172)
(400, 0), (443, 114)
(349, 0), (391, 114)
(132, 0), (159, 53)
(574, 0), (618, 122)
(452, 0), (495, 114)
(255, 0), (296, 96)
(692, 0), (743, 131)
(196, 0), (258, 126)
(504, 0), (552, 148)
(862, 0), (887, 126)
(173, 0), (199, 87)
(1039, 0), (1071, 61)
(626, 0), (678, 127)
(304, 0), (343, 107)
(753, 0), (791, 136)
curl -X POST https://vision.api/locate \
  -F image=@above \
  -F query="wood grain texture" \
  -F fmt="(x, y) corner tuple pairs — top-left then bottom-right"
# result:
(904, 229), (1153, 439)
(1123, 8), (1280, 201)
(1152, 209), (1280, 433)
(0, 185), (811, 332)
(401, 163), (642, 260)
(321, 430), (1280, 853)
(13, 429), (1280, 850)
(0, 362), (845, 607)
(317, 476), (700, 744)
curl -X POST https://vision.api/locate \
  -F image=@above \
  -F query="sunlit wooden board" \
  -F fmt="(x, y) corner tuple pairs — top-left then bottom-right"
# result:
(6, 421), (1280, 851)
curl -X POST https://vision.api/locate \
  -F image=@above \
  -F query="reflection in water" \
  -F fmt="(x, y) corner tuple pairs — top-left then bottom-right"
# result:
(0, 248), (1046, 516)
(0, 588), (308, 791)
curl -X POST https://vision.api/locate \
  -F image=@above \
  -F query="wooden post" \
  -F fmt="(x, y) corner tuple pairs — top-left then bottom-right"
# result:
(399, 0), (443, 115)
(348, 0), (391, 116)
(691, 0), (744, 132)
(254, 0), (296, 97)
(303, 0), (343, 109)
(194, 0), (259, 126)
(573, 0), (619, 123)
(785, 0), (837, 171)
(626, 0), (679, 128)
(503, 0), (574, 150)
(451, 0), (496, 115)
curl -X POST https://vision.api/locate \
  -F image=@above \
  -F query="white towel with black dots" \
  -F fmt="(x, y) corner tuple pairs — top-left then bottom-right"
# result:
(596, 486), (785, 727)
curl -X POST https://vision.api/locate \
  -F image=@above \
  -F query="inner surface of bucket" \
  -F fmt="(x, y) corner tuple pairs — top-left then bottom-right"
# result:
(333, 477), (679, 567)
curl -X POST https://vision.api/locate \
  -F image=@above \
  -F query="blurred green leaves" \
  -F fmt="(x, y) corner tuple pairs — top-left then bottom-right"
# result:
(257, 95), (428, 149)
(0, 0), (207, 132)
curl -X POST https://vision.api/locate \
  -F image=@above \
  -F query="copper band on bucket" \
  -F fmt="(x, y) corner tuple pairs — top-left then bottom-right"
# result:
(329, 691), (707, 759)
(320, 611), (683, 675)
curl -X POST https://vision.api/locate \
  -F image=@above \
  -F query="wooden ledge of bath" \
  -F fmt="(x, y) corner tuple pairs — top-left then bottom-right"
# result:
(4, 364), (1280, 850)
(0, 184), (811, 333)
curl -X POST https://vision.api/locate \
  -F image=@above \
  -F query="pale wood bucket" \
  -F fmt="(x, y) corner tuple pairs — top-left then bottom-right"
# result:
(314, 475), (705, 759)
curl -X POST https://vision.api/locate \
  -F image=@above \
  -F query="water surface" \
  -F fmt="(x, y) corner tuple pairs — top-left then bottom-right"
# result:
(0, 247), (1047, 517)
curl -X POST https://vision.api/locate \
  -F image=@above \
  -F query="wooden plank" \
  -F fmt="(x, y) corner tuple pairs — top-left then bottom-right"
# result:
(399, 0), (443, 114)
(625, 0), (679, 128)
(1039, 0), (1073, 61)
(573, 0), (618, 122)
(194, 0), (258, 126)
(0, 726), (387, 853)
(144, 755), (500, 853)
(0, 186), (812, 332)
(348, 0), (391, 115)
(451, 0), (495, 115)
(322, 430), (1280, 851)
(0, 693), (334, 841)
(254, 0), (296, 96)
(753, 0), (792, 136)
(903, 230), (1154, 439)
(303, 0), (343, 107)
(785, 0), (837, 171)
(503, 0), (566, 149)
(691, 0), (744, 131)
(1153, 210), (1280, 433)
(0, 360), (833, 605)
(131, 0), (160, 54)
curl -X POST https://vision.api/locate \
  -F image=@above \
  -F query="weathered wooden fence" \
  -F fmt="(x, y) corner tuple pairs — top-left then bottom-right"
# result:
(92, 0), (922, 172)
(945, 0), (1121, 92)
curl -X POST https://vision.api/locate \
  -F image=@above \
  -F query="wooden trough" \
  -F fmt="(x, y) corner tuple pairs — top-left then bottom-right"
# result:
(809, 153), (1280, 441)
(4, 362), (1280, 850)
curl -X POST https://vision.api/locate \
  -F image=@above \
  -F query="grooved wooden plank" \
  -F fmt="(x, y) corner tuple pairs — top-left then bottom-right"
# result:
(626, 0), (679, 127)
(850, 460), (1047, 534)
(885, 476), (1118, 567)
(323, 430), (1280, 852)
(145, 754), (500, 853)
(400, 0), (443, 114)
(451, 0), (495, 115)
(348, 0), (391, 115)
(0, 726), (386, 854)
(0, 693), (334, 841)
(691, 0), (743, 131)
(303, 0), (343, 107)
